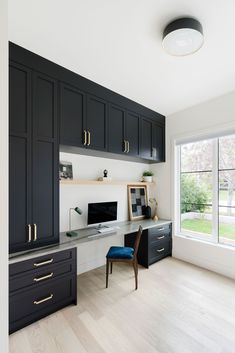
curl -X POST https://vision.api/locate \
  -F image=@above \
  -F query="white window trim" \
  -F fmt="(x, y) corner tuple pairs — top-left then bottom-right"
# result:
(172, 125), (235, 248)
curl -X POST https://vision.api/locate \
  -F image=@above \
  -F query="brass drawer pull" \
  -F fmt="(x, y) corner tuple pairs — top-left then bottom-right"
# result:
(33, 223), (37, 241)
(34, 272), (53, 282)
(34, 294), (53, 305)
(157, 248), (165, 253)
(157, 227), (165, 231)
(127, 141), (130, 153)
(123, 140), (127, 153)
(34, 259), (53, 267)
(27, 224), (32, 242)
(157, 235), (165, 240)
(83, 130), (87, 145)
(87, 130), (91, 146)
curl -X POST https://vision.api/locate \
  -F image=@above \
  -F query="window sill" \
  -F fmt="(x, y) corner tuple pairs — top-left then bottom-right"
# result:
(174, 232), (235, 250)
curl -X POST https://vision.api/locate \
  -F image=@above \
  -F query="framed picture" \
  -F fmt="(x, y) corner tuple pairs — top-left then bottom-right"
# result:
(128, 185), (148, 221)
(59, 161), (73, 180)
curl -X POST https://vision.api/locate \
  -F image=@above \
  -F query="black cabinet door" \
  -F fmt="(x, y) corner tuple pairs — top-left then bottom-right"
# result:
(140, 117), (153, 160)
(60, 83), (86, 147)
(9, 63), (32, 253)
(125, 111), (139, 156)
(108, 104), (125, 154)
(152, 123), (165, 162)
(86, 95), (107, 151)
(32, 72), (59, 246)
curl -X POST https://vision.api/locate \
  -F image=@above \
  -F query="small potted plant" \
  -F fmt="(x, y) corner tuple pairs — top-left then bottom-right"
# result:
(143, 171), (154, 182)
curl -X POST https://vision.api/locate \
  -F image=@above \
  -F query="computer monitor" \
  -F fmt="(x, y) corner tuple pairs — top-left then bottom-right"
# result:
(87, 201), (117, 227)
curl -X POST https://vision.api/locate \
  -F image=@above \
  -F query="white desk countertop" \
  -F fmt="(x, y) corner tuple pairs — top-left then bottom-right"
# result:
(9, 219), (172, 264)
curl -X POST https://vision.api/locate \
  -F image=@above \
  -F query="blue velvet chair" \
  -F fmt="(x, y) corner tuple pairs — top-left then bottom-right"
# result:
(106, 225), (143, 290)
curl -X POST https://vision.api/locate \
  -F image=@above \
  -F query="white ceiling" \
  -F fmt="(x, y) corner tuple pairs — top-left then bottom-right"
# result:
(8, 0), (235, 116)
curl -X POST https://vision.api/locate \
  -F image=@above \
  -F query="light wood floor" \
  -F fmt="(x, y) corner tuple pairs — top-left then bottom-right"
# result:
(10, 258), (235, 353)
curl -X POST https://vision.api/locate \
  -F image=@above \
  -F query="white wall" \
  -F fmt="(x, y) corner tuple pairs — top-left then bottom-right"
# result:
(152, 91), (235, 279)
(0, 0), (8, 350)
(60, 152), (150, 232)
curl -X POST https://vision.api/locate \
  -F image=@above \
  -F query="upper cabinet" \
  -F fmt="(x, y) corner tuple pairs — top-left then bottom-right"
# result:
(140, 118), (165, 162)
(60, 83), (85, 147)
(86, 95), (107, 151)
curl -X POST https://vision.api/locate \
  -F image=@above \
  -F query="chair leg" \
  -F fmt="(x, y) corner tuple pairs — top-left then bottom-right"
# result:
(110, 262), (113, 274)
(133, 260), (138, 290)
(106, 259), (109, 288)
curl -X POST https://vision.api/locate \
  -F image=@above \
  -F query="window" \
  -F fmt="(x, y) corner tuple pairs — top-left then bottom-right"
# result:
(177, 134), (235, 247)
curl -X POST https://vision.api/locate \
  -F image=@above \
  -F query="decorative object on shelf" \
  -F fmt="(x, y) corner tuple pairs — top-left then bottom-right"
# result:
(128, 185), (148, 221)
(162, 17), (204, 56)
(66, 206), (83, 237)
(149, 198), (159, 221)
(144, 205), (152, 219)
(98, 169), (112, 181)
(59, 161), (73, 180)
(143, 170), (154, 183)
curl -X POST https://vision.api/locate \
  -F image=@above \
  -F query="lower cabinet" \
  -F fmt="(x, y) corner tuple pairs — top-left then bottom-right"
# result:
(125, 223), (172, 268)
(9, 248), (77, 334)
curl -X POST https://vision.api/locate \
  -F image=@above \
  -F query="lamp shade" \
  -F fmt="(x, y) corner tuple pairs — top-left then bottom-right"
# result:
(162, 17), (204, 56)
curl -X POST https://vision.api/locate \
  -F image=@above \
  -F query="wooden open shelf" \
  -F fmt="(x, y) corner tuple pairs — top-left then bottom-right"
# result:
(60, 179), (155, 186)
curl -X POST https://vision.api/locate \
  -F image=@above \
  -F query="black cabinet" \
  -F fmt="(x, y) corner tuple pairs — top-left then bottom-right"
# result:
(60, 83), (86, 147)
(108, 104), (139, 157)
(86, 94), (107, 151)
(140, 117), (165, 162)
(125, 111), (139, 156)
(9, 248), (77, 334)
(108, 104), (125, 154)
(125, 223), (172, 268)
(9, 62), (59, 253)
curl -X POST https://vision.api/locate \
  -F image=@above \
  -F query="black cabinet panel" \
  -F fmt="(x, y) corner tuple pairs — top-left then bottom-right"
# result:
(32, 73), (59, 247)
(9, 63), (30, 134)
(152, 123), (165, 162)
(125, 111), (139, 156)
(33, 141), (58, 243)
(60, 83), (85, 147)
(34, 73), (55, 139)
(141, 118), (152, 159)
(86, 95), (107, 151)
(108, 104), (125, 154)
(9, 136), (31, 251)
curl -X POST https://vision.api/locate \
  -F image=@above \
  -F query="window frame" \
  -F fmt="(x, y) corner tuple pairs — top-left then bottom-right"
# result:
(175, 136), (235, 247)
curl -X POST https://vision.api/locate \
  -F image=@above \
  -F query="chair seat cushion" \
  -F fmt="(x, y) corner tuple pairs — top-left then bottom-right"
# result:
(106, 246), (134, 259)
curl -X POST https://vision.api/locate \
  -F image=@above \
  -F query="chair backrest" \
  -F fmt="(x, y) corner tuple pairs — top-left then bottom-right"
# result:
(133, 225), (143, 258)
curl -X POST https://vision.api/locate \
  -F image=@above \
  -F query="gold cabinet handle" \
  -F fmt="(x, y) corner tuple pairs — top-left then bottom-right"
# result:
(27, 224), (32, 243)
(158, 227), (164, 231)
(33, 294), (53, 305)
(34, 259), (53, 267)
(87, 130), (91, 146)
(157, 235), (165, 240)
(157, 248), (165, 253)
(83, 130), (87, 145)
(33, 223), (37, 241)
(127, 141), (130, 153)
(123, 140), (127, 153)
(34, 272), (53, 282)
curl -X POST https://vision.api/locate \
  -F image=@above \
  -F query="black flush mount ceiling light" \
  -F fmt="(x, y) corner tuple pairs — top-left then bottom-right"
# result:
(162, 17), (204, 56)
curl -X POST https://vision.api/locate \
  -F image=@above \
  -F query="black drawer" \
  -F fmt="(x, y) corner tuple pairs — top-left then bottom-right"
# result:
(149, 224), (171, 236)
(10, 259), (76, 293)
(9, 274), (76, 333)
(10, 248), (76, 276)
(149, 239), (172, 265)
(149, 229), (171, 244)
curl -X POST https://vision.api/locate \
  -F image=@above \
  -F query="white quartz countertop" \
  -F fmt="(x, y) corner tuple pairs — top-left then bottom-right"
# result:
(9, 219), (172, 264)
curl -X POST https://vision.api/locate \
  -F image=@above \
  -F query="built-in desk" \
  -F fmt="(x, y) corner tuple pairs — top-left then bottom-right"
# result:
(9, 219), (172, 271)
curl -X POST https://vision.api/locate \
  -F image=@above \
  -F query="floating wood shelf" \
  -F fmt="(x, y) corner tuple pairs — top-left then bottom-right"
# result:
(60, 179), (155, 186)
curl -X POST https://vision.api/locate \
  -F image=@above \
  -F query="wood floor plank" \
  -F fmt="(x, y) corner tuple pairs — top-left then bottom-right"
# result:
(9, 258), (235, 353)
